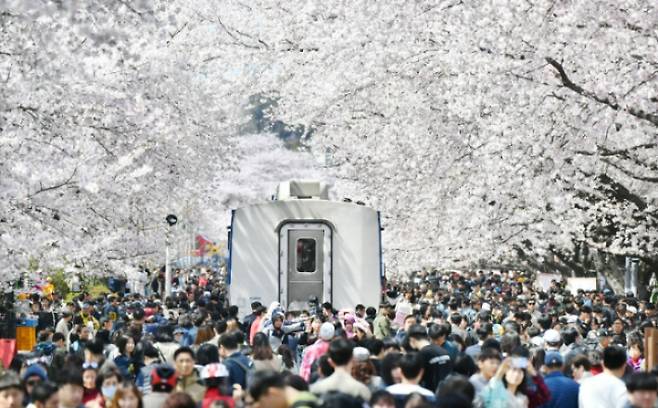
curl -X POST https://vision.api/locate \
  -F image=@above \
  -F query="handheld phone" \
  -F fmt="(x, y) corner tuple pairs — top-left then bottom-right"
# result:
(512, 357), (528, 369)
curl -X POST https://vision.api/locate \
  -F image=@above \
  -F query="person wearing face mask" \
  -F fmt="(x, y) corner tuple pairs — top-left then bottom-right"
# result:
(90, 369), (122, 408)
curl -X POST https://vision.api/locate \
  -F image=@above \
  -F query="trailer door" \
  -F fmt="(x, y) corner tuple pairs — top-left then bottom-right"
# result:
(279, 223), (332, 311)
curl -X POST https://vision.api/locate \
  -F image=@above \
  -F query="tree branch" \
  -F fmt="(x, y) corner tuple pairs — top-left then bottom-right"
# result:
(546, 57), (658, 127)
(118, 0), (144, 17)
(28, 167), (78, 198)
(216, 16), (262, 50)
(88, 207), (112, 224)
(601, 158), (658, 183)
(575, 143), (658, 157)
(169, 22), (188, 40)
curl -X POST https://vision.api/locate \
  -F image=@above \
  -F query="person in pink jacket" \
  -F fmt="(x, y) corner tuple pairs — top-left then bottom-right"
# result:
(299, 322), (335, 381)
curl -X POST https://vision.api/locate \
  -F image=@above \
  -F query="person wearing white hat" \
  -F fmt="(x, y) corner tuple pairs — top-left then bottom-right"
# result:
(199, 363), (233, 407)
(543, 329), (561, 352)
(299, 322), (335, 382)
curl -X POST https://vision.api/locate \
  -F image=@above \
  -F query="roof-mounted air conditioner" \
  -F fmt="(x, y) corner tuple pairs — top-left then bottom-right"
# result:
(276, 180), (329, 200)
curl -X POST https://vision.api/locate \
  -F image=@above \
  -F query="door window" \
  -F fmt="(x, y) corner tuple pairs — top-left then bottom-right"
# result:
(296, 238), (316, 272)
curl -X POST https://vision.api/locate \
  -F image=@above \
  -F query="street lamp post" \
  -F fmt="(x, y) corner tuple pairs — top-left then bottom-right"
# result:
(165, 214), (178, 297)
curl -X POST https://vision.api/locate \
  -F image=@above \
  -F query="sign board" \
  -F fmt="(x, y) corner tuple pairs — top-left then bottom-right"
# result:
(566, 277), (597, 293)
(536, 273), (561, 292)
(0, 339), (15, 369)
(645, 327), (658, 371)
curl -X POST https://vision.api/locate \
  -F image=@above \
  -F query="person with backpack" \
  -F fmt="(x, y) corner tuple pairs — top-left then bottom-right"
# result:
(219, 332), (253, 389)
(136, 343), (164, 395)
(143, 365), (177, 408)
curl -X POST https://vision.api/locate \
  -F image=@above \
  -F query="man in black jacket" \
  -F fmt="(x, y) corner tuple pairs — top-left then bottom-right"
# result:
(407, 324), (453, 392)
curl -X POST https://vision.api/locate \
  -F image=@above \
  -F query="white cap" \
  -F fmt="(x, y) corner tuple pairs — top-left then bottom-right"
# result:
(543, 329), (561, 344)
(319, 322), (335, 341)
(627, 306), (638, 314)
(353, 347), (370, 362)
(200, 363), (229, 379)
(481, 302), (491, 311)
(530, 336), (545, 348)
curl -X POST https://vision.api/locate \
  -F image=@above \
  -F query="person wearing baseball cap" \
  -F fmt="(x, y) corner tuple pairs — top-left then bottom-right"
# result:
(541, 352), (579, 408)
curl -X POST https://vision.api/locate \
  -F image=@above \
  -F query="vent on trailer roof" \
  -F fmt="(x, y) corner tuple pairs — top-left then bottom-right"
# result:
(276, 180), (329, 200)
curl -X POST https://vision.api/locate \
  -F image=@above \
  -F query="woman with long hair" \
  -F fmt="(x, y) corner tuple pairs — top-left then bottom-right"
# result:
(82, 366), (100, 405)
(251, 332), (283, 373)
(351, 347), (384, 393)
(481, 357), (529, 408)
(194, 326), (216, 348)
(114, 336), (139, 381)
(108, 382), (143, 408)
(277, 344), (297, 373)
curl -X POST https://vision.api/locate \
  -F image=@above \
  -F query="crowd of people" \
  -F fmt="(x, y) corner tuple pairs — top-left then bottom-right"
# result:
(2, 267), (658, 408)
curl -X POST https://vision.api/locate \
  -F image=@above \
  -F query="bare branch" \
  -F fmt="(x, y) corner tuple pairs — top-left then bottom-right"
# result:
(546, 57), (658, 127)
(601, 158), (658, 183)
(88, 207), (112, 224)
(22, 137), (71, 156)
(216, 16), (262, 50)
(28, 167), (78, 198)
(169, 22), (188, 40)
(575, 143), (658, 157)
(118, 0), (144, 17)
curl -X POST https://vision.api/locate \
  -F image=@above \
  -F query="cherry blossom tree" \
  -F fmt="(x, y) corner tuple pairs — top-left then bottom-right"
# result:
(2, 0), (657, 281)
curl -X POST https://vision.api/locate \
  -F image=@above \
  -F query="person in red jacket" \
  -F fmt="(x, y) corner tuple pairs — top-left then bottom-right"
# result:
(200, 363), (234, 408)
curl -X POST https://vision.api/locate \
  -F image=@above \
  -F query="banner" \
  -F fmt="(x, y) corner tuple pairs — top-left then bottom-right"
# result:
(0, 339), (15, 369)
(194, 235), (214, 257)
(566, 277), (597, 293)
(536, 273), (561, 292)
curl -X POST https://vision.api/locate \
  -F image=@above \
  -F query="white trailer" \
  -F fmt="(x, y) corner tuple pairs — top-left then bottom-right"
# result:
(228, 181), (383, 316)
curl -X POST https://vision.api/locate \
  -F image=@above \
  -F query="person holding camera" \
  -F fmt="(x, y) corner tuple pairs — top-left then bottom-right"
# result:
(480, 356), (530, 408)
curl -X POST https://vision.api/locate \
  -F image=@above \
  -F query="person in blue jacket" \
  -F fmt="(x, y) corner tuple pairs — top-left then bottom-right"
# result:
(219, 332), (252, 389)
(540, 352), (579, 408)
